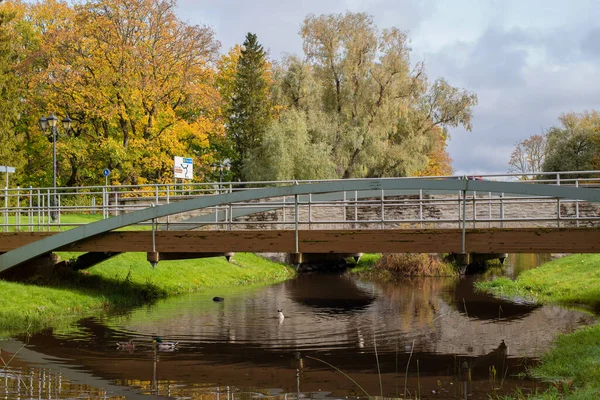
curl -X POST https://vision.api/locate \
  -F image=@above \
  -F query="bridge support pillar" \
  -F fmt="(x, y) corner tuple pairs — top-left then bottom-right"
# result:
(289, 253), (303, 265)
(147, 252), (160, 268)
(456, 252), (470, 275)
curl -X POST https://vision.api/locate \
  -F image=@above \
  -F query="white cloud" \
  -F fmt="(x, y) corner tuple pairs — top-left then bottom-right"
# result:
(176, 0), (600, 175)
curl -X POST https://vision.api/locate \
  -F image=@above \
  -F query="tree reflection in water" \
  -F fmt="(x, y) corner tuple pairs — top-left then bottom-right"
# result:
(3, 259), (597, 399)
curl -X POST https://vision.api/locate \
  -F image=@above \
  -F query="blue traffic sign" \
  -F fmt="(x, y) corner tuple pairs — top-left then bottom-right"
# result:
(103, 169), (111, 176)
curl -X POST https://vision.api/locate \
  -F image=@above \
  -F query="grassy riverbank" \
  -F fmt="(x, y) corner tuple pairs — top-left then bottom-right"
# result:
(478, 254), (600, 308)
(0, 252), (295, 337)
(477, 253), (600, 399)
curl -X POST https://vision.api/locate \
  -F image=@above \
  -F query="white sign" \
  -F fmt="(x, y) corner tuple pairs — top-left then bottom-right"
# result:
(174, 156), (194, 180)
(0, 166), (15, 173)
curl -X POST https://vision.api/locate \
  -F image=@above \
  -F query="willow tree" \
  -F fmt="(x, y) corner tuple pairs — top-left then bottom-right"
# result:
(260, 12), (477, 179)
(543, 110), (600, 176)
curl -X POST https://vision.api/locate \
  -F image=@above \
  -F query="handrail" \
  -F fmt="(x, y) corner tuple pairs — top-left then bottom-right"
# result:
(1, 178), (600, 273)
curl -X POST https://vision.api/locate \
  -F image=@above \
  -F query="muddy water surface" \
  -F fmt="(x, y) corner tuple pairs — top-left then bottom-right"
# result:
(0, 254), (595, 399)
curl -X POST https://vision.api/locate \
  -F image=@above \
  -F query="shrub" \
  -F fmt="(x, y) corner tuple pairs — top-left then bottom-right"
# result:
(374, 253), (457, 277)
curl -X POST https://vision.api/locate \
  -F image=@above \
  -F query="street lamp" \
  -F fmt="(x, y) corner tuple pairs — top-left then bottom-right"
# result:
(38, 113), (73, 221)
(211, 160), (231, 193)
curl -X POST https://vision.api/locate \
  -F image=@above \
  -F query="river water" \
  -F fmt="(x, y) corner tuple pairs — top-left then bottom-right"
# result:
(0, 254), (596, 399)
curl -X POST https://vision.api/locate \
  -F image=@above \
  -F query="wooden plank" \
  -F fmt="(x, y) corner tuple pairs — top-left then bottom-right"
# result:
(0, 232), (54, 251)
(62, 231), (297, 253)
(1, 228), (599, 254)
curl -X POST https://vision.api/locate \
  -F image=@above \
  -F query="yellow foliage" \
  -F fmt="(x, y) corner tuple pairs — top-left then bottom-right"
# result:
(24, 0), (222, 185)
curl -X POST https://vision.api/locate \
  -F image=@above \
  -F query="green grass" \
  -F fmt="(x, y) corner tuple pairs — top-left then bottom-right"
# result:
(0, 279), (108, 333)
(85, 252), (295, 294)
(1, 212), (295, 337)
(0, 212), (158, 232)
(2, 212), (103, 232)
(477, 254), (600, 399)
(477, 254), (600, 309)
(531, 324), (600, 398)
(348, 253), (382, 273)
(0, 252), (295, 338)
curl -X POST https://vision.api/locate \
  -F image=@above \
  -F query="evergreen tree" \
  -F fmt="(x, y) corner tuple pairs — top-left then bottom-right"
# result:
(228, 33), (272, 181)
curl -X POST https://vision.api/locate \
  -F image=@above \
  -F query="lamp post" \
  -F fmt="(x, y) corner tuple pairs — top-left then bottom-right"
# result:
(211, 160), (231, 193)
(38, 113), (73, 221)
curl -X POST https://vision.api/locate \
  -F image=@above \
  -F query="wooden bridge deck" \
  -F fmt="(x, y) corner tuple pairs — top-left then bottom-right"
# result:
(2, 227), (599, 254)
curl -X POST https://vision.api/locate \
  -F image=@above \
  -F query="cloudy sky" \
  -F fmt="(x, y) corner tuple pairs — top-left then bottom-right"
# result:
(177, 0), (600, 175)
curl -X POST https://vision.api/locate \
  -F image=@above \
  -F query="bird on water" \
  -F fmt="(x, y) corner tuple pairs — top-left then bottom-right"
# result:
(116, 339), (135, 351)
(153, 336), (178, 350)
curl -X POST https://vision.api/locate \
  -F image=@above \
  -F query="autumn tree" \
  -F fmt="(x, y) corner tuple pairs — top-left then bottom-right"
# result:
(542, 111), (600, 176)
(242, 13), (475, 182)
(508, 134), (546, 176)
(416, 127), (453, 176)
(0, 1), (30, 178)
(208, 45), (242, 179)
(293, 12), (476, 179)
(227, 33), (273, 181)
(23, 0), (221, 186)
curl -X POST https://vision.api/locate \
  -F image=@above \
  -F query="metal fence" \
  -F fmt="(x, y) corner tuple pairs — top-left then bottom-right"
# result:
(2, 171), (600, 232)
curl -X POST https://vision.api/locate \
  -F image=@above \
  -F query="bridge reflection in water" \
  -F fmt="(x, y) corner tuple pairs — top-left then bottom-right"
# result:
(2, 263), (595, 399)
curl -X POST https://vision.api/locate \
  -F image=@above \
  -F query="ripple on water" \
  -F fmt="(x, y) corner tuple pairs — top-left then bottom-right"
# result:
(8, 258), (598, 399)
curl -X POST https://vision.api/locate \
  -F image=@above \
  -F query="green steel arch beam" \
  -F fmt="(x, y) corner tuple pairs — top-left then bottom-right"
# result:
(1, 178), (599, 273)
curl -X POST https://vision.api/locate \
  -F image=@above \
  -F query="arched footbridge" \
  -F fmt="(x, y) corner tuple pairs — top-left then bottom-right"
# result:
(1, 173), (600, 273)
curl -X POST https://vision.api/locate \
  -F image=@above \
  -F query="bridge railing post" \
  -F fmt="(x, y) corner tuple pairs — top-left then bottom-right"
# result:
(354, 190), (358, 229)
(15, 186), (20, 232)
(41, 189), (46, 230)
(295, 193), (299, 253)
(28, 187), (32, 232)
(576, 180), (580, 228)
(556, 173), (561, 228)
(282, 195), (286, 229)
(488, 192), (492, 228)
(472, 190), (476, 228)
(419, 189), (423, 229)
(3, 185), (6, 233)
(114, 191), (119, 217)
(102, 186), (106, 220)
(46, 188), (51, 231)
(308, 192), (316, 230)
(461, 189), (467, 254)
(380, 189), (385, 229)
(500, 193), (504, 228)
(36, 189), (41, 232)
(228, 201), (232, 231)
(557, 197), (561, 228)
(457, 189), (462, 229)
(166, 185), (170, 230)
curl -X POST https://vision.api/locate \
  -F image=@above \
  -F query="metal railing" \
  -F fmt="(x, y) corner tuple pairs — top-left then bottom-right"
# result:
(2, 171), (600, 232)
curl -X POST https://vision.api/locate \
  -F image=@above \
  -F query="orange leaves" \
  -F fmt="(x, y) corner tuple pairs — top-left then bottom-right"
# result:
(416, 127), (453, 177)
(21, 0), (221, 185)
